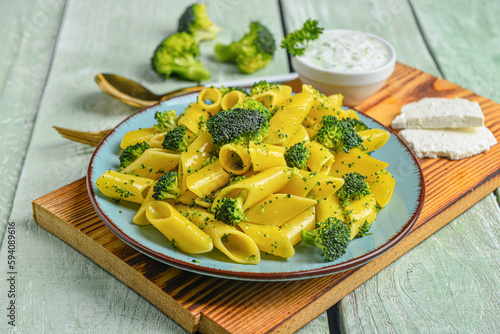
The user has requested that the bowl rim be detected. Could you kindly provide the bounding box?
[292,29,397,86]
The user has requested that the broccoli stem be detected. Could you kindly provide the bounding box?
[214,43,238,62]
[171,62,210,82]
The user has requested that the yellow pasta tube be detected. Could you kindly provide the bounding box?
[221,90,247,110]
[238,222,295,258]
[365,169,396,207]
[120,127,157,149]
[146,131,170,149]
[265,92,315,146]
[343,193,377,239]
[286,125,310,147]
[176,189,198,205]
[345,109,360,120]
[327,93,344,107]
[175,205,261,264]
[306,141,335,175]
[95,170,153,204]
[250,85,292,110]
[248,141,286,172]
[358,129,390,152]
[133,186,154,225]
[120,148,180,179]
[219,144,252,175]
[186,159,230,197]
[177,103,209,136]
[244,194,316,226]
[279,169,344,201]
[315,194,344,223]
[197,87,222,115]
[330,147,389,178]
[212,166,292,211]
[178,131,215,193]
[146,201,213,253]
[280,206,316,246]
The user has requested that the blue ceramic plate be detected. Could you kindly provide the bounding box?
[87,93,425,281]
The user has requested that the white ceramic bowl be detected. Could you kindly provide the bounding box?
[292,29,396,106]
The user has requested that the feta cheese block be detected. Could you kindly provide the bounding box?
[392,97,484,129]
[398,126,497,160]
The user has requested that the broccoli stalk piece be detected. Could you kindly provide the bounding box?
[119,142,150,171]
[152,32,210,82]
[207,107,269,148]
[314,115,364,154]
[162,126,190,152]
[152,172,181,200]
[234,98,272,121]
[301,217,350,262]
[281,19,324,56]
[178,3,220,42]
[284,142,311,169]
[214,21,276,74]
[337,172,372,208]
[154,110,178,132]
[213,191,247,225]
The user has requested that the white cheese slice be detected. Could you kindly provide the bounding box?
[392,97,484,129]
[398,126,497,160]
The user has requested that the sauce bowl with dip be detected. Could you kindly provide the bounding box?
[292,29,396,106]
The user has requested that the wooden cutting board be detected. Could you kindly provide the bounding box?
[32,63,500,334]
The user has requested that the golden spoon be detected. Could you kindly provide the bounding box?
[94,73,205,108]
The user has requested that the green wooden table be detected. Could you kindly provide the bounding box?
[1,0,499,333]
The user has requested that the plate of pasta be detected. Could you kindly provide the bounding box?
[87,81,424,281]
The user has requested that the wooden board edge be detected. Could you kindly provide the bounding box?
[31,199,200,334]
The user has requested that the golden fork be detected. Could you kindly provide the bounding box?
[53,126,110,147]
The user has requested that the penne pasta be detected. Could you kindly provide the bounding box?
[244,193,316,226]
[175,204,261,264]
[95,170,153,204]
[280,206,316,246]
[146,201,213,253]
[120,148,180,179]
[197,87,223,115]
[238,222,295,258]
[218,143,252,175]
[248,141,287,172]
[186,159,230,197]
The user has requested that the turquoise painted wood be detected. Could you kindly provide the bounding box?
[280,0,500,333]
[0,0,325,333]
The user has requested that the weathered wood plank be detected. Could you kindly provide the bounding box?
[0,0,66,238]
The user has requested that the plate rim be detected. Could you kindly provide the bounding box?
[86,92,425,281]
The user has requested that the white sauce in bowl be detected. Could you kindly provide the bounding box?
[301,31,389,72]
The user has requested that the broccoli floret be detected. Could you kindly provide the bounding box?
[212,192,247,225]
[177,3,220,42]
[281,19,324,56]
[119,142,150,171]
[214,21,276,74]
[219,85,248,96]
[337,172,372,208]
[355,220,372,239]
[154,110,178,132]
[152,172,181,200]
[234,98,272,121]
[249,80,277,96]
[152,32,210,82]
[301,217,350,262]
[284,142,311,169]
[342,117,369,131]
[162,126,190,152]
[314,115,364,154]
[207,108,269,148]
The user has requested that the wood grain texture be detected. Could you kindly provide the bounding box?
[0,0,66,238]
[32,63,500,333]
